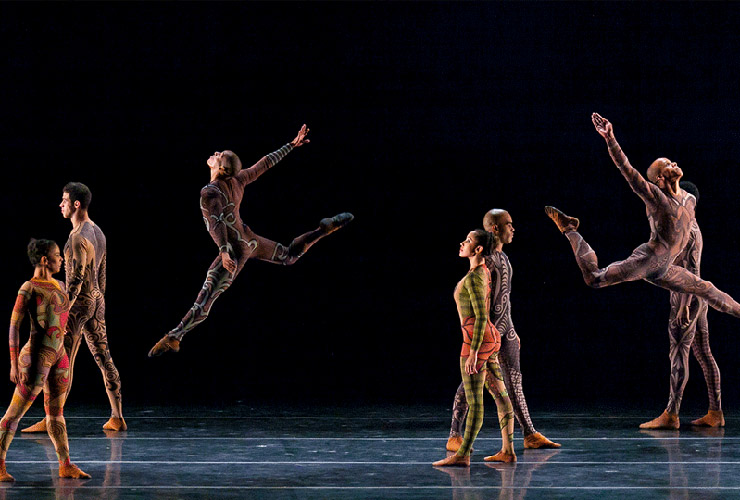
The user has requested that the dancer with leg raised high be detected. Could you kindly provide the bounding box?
[0,239,90,482]
[447,209,559,452]
[640,182,724,430]
[434,230,515,467]
[545,113,740,317]
[149,124,353,356]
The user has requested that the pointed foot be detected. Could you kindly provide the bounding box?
[483,450,517,463]
[432,453,470,467]
[524,432,561,449]
[103,417,127,431]
[691,410,725,427]
[59,463,91,479]
[639,411,680,430]
[544,206,579,233]
[0,464,14,482]
[20,418,47,433]
[320,213,354,235]
[148,334,180,357]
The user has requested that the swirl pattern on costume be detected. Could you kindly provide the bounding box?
[62,222,123,416]
[0,279,72,463]
[168,143,339,342]
[558,136,740,318]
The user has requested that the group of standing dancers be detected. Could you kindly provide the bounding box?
[434,113,731,467]
[0,125,353,481]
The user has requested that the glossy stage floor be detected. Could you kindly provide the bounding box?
[0,403,735,499]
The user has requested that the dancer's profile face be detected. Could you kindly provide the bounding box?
[59,192,76,219]
[647,158,683,190]
[45,245,63,274]
[459,232,482,258]
[207,151,227,170]
[495,212,515,245]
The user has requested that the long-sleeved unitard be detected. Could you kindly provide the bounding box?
[168,144,336,341]
[663,220,721,414]
[0,279,72,464]
[62,222,122,418]
[564,136,740,317]
[453,264,513,458]
[450,251,539,438]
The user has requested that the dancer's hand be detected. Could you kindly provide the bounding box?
[291,124,310,148]
[592,113,614,140]
[9,363,18,385]
[465,352,479,375]
[678,305,691,327]
[220,252,237,275]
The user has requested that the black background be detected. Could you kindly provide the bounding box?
[2,3,740,415]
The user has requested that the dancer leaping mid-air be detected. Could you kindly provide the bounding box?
[149,125,353,357]
[545,113,740,317]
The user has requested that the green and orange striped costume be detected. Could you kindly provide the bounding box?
[454,264,512,457]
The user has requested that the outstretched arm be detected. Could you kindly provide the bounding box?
[236,124,310,186]
[592,113,658,205]
[9,283,31,384]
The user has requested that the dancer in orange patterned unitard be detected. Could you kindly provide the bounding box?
[148,124,353,357]
[0,239,90,482]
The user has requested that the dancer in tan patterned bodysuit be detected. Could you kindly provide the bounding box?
[546,113,740,317]
[149,125,353,356]
[23,183,125,434]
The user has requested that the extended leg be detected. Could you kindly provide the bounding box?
[545,207,662,288]
[149,255,238,357]
[250,213,354,266]
[650,265,740,318]
[691,303,724,426]
[482,356,515,463]
[83,300,125,430]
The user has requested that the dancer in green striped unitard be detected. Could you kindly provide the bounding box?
[0,239,90,482]
[434,230,515,467]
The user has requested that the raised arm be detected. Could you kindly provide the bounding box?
[66,233,91,308]
[236,124,310,186]
[592,113,658,205]
[200,186,237,274]
[9,282,32,384]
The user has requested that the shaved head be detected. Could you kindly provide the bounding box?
[483,209,509,232]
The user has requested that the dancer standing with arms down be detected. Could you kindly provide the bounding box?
[447,210,560,452]
[148,124,353,356]
[24,183,125,433]
[545,113,740,317]
[434,230,515,467]
[0,239,90,481]
[640,182,724,430]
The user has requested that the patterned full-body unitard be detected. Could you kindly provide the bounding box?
[663,220,721,414]
[454,264,513,457]
[449,251,539,438]
[0,279,72,464]
[168,144,334,341]
[63,222,122,417]
[564,136,740,317]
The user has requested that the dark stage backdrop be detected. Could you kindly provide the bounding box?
[2,3,740,414]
